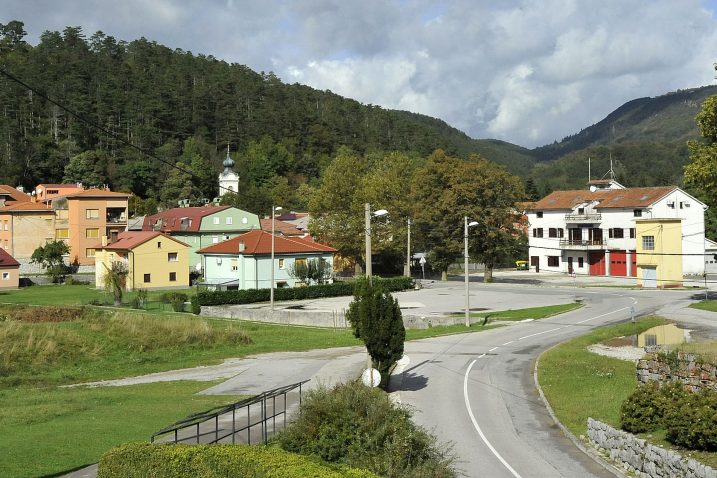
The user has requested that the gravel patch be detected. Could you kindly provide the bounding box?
[587,344,646,362]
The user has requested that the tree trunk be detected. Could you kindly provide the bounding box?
[441,270,448,281]
[484,265,494,283]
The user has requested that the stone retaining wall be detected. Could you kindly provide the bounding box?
[200,305,483,329]
[637,350,717,393]
[587,418,716,478]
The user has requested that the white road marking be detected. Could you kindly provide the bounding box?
[575,307,629,324]
[464,358,523,478]
[501,341,514,346]
[488,347,498,352]
[518,327,563,341]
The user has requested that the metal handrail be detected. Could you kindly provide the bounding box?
[564,213,601,221]
[559,239,604,247]
[150,380,309,445]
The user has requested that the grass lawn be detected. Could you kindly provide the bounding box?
[0,381,238,478]
[453,302,582,321]
[538,316,717,469]
[406,322,503,340]
[689,299,717,312]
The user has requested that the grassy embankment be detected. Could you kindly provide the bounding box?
[538,316,717,469]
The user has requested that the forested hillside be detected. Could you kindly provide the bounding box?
[0,21,533,213]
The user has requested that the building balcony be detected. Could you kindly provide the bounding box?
[559,239,605,249]
[564,213,601,223]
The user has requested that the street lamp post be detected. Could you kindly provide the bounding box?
[464,216,479,327]
[364,203,388,285]
[270,205,282,311]
[405,218,411,277]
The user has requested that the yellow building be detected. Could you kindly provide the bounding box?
[635,218,683,288]
[94,231,190,290]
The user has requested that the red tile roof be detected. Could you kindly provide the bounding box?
[144,206,232,233]
[0,201,54,212]
[62,189,131,199]
[0,185,30,203]
[259,218,304,236]
[528,186,677,210]
[0,248,19,267]
[95,231,189,251]
[198,230,336,255]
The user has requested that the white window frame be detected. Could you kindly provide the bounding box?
[226,217,233,225]
[213,217,220,225]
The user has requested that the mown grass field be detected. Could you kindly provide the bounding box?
[455,302,583,321]
[537,316,717,469]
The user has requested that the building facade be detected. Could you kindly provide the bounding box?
[635,218,683,288]
[94,231,190,290]
[144,206,260,270]
[526,181,707,278]
[198,230,336,290]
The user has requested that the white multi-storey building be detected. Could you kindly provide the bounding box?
[525,180,707,277]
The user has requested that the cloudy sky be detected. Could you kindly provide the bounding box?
[2,0,717,148]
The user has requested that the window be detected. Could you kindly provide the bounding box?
[295,258,307,269]
[536,212,543,218]
[642,235,655,250]
[633,209,642,217]
[212,236,219,244]
[578,207,585,215]
[667,202,675,209]
[532,228,543,238]
[86,248,95,258]
[547,256,559,267]
[169,272,176,282]
[226,217,233,225]
[242,217,248,224]
[143,273,151,283]
[56,209,68,220]
[630,228,635,239]
[157,241,162,249]
[167,252,178,262]
[231,259,238,271]
[278,258,285,269]
[56,228,69,239]
[1,272,8,280]
[608,228,624,239]
[85,228,99,238]
[3,221,7,231]
[578,257,584,268]
[85,209,99,219]
[547,228,564,238]
[3,240,7,249]
[213,217,220,225]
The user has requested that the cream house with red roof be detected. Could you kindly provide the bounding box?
[525,180,707,278]
[197,230,336,289]
[94,231,190,290]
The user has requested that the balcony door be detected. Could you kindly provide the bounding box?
[589,228,603,244]
[568,228,582,243]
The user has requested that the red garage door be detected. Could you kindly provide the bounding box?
[611,250,627,276]
[589,251,606,276]
[631,250,637,277]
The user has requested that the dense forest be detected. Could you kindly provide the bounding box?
[0,20,715,215]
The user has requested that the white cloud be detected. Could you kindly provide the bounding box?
[2,0,717,148]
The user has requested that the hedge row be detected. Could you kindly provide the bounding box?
[98,442,378,478]
[196,277,414,307]
[621,381,717,451]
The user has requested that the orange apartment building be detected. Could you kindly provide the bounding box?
[50,189,130,266]
[33,183,84,202]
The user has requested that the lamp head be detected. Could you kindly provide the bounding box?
[373,209,389,217]
[468,221,479,227]
[274,206,283,212]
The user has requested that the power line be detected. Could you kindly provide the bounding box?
[0,67,234,197]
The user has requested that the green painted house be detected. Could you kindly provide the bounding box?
[143,206,260,270]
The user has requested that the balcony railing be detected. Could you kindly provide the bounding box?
[564,213,601,222]
[559,239,605,249]
[106,214,127,224]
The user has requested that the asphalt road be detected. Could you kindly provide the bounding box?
[393,284,684,478]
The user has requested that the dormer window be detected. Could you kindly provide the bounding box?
[578,207,585,215]
[633,209,642,217]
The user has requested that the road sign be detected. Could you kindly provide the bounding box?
[419,256,426,265]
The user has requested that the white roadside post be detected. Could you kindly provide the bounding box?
[464,216,479,327]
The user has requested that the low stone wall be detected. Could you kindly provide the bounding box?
[200,305,481,329]
[587,418,716,478]
[637,350,717,393]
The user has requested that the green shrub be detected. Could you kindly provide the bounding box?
[159,292,188,304]
[170,298,186,312]
[197,277,414,306]
[664,388,717,451]
[98,442,378,478]
[190,295,201,315]
[275,381,455,478]
[621,381,688,433]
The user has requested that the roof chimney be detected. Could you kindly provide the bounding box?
[239,240,245,252]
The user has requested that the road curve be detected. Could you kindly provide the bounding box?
[394,285,683,478]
